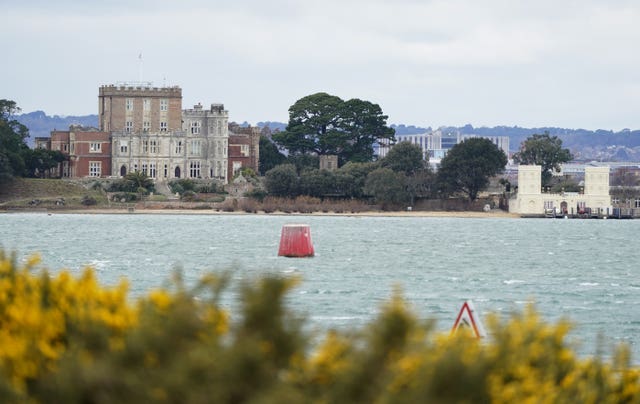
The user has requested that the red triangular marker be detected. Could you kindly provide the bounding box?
[451,300,486,338]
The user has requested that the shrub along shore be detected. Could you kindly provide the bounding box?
[1,178,514,217]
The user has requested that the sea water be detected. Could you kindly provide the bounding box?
[1,213,639,361]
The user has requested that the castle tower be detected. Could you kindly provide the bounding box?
[182,103,230,182]
[98,83,182,133]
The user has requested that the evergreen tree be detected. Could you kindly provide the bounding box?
[437,138,507,201]
[0,99,30,182]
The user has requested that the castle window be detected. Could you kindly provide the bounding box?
[142,163,148,175]
[150,139,158,154]
[143,121,150,133]
[190,140,201,156]
[143,98,150,111]
[90,143,101,153]
[120,141,128,154]
[175,141,182,154]
[191,121,201,134]
[126,98,133,111]
[125,121,133,133]
[89,161,101,177]
[189,161,201,178]
[149,163,157,178]
[160,122,168,132]
[636,199,640,208]
[232,161,242,175]
[142,140,149,153]
[160,99,168,111]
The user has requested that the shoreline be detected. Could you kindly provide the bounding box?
[0,207,519,218]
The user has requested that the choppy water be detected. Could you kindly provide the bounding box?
[1,213,639,361]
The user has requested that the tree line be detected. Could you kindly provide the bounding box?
[258,92,576,205]
[263,138,507,208]
[260,92,510,206]
[4,94,574,207]
[1,99,67,183]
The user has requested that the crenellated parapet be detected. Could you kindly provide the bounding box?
[99,84,182,98]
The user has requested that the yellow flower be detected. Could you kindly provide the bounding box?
[148,289,172,311]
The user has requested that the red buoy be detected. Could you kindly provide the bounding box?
[278,224,314,257]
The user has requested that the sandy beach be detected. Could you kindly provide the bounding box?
[1,207,519,218]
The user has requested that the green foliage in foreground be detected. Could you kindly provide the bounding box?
[0,251,638,403]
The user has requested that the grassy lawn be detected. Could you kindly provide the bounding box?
[0,178,108,209]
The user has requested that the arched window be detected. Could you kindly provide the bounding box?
[120,165,127,176]
[175,166,181,178]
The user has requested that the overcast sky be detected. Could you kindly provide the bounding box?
[3,0,639,130]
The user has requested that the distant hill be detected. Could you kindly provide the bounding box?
[16,111,98,146]
[436,125,640,161]
[256,121,287,132]
[257,122,640,161]
[16,112,640,161]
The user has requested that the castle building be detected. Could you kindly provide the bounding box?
[227,124,260,178]
[98,83,182,133]
[182,103,229,181]
[102,83,230,182]
[48,127,112,178]
[42,82,256,184]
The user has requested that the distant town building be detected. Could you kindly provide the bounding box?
[375,138,392,159]
[460,134,509,157]
[385,129,508,169]
[393,131,442,160]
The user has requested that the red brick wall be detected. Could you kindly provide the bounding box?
[51,131,112,177]
[72,132,112,177]
[228,134,258,176]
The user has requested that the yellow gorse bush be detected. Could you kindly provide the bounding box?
[0,249,639,403]
[0,251,134,392]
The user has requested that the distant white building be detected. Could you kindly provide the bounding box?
[509,165,611,216]
[380,129,509,170]
[460,134,509,156]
